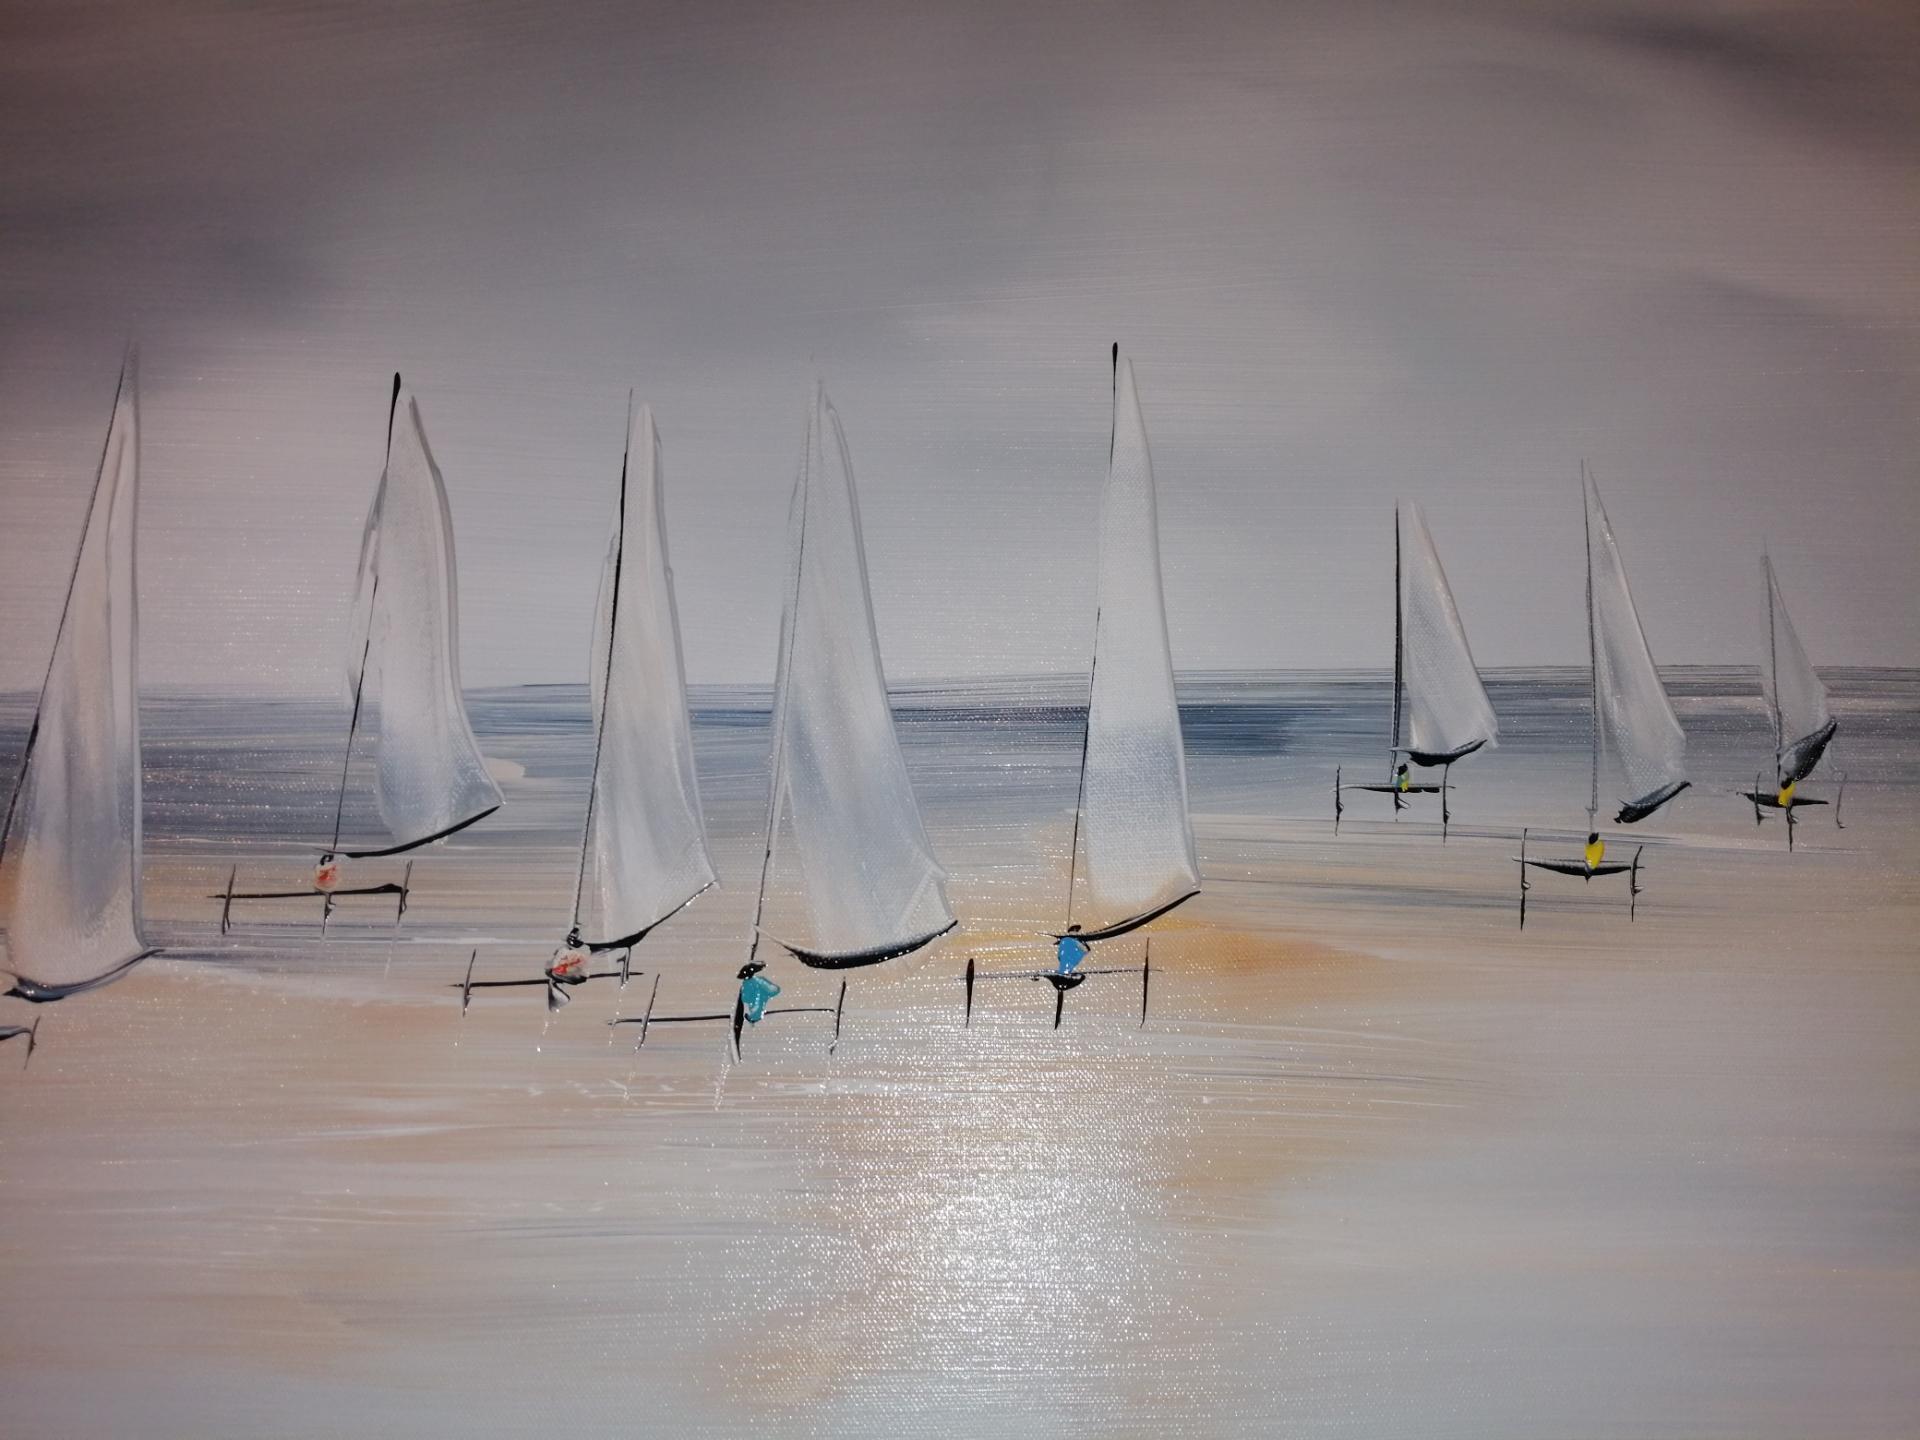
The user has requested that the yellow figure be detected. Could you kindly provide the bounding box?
[1776,777,1796,808]
[1584,832,1604,872]
[1395,763,1410,793]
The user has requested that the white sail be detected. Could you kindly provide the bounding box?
[345,390,502,854]
[762,387,952,964]
[1584,472,1688,819]
[2,357,149,998]
[575,406,715,947]
[1076,356,1201,935]
[1761,554,1832,781]
[1398,502,1498,762]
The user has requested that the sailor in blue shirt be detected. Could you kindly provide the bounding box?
[1055,924,1089,976]
[737,960,780,1024]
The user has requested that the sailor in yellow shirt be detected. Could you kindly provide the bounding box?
[1776,776,1796,809]
[1395,763,1411,793]
[1584,832,1605,873]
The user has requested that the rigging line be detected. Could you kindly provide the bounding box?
[328,374,403,857]
[572,392,635,933]
[746,392,816,968]
[1066,342,1121,929]
[1583,462,1600,823]
[1764,552,1783,772]
[1063,613,1099,928]
[1389,504,1403,781]
[1,350,132,869]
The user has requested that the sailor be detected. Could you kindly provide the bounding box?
[548,926,591,981]
[1056,924,1089,977]
[738,961,780,1024]
[313,853,340,892]
[1776,776,1796,809]
[1395,762,1412,794]
[1584,832,1605,873]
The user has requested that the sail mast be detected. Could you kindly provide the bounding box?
[1764,552,1783,768]
[1584,463,1600,823]
[745,398,815,968]
[327,373,403,856]
[0,353,133,866]
[571,395,633,932]
[1390,505,1404,778]
[1062,343,1121,927]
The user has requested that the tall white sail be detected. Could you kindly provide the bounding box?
[1761,554,1833,782]
[3,357,150,998]
[574,406,715,948]
[761,387,952,966]
[1584,472,1688,822]
[1075,356,1200,936]
[1398,502,1498,763]
[344,390,502,855]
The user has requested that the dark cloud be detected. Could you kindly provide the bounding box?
[1568,3,1920,150]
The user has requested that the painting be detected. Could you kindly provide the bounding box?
[2,2,1916,1436]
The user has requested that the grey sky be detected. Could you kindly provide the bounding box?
[2,0,1915,692]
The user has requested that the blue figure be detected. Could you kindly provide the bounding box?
[1055,925,1089,977]
[737,961,780,1024]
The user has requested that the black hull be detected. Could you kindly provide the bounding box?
[1051,889,1198,944]
[779,920,957,971]
[1615,781,1690,826]
[6,950,157,1005]
[340,804,500,860]
[1399,739,1487,768]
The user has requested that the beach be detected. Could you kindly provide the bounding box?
[1,672,1915,1438]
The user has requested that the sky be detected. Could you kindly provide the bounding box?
[1,0,1915,692]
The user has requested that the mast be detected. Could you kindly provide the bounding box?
[0,352,133,867]
[571,394,633,933]
[327,373,403,857]
[1062,343,1121,927]
[1584,463,1600,823]
[1764,552,1783,771]
[744,397,815,969]
[1389,504,1404,778]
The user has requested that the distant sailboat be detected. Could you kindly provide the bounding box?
[615,385,947,1055]
[1738,553,1841,847]
[3,353,156,1004]
[966,346,1186,1030]
[1335,502,1498,836]
[462,402,715,1013]
[1517,465,1688,925]
[220,375,501,932]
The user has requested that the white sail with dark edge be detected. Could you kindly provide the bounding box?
[1397,502,1497,764]
[1761,554,1834,783]
[2,355,152,1000]
[1584,471,1688,824]
[342,388,502,855]
[574,405,715,949]
[757,386,953,968]
[1072,354,1201,938]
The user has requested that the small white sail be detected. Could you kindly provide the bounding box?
[762,387,952,965]
[1076,357,1201,935]
[575,406,715,947]
[1761,555,1833,781]
[1398,502,1498,763]
[3,357,150,998]
[1584,472,1688,820]
[344,390,502,855]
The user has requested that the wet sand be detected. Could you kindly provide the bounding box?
[1,673,1916,1437]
